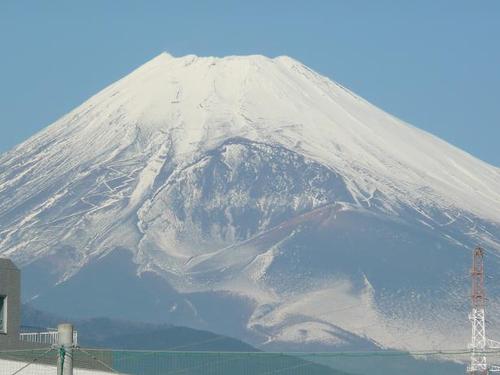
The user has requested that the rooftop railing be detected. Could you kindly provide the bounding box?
[19,327,78,346]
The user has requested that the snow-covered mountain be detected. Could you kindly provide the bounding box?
[1,53,499,352]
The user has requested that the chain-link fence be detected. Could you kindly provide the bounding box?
[0,348,112,374]
[2,348,499,374]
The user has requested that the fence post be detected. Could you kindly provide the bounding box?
[57,323,74,375]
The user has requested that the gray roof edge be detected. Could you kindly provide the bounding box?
[0,258,19,271]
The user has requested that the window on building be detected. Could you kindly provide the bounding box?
[0,296,5,333]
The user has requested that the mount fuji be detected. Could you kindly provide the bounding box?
[1,53,499,351]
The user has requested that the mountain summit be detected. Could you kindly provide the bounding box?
[1,53,499,351]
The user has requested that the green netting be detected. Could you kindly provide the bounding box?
[3,348,500,374]
[109,351,345,374]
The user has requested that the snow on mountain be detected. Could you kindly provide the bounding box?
[1,52,499,351]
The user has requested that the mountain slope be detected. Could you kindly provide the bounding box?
[1,53,500,352]
[22,304,258,352]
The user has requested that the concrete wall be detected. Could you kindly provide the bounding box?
[0,258,21,349]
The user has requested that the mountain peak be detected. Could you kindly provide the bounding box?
[137,52,300,74]
[5,53,500,223]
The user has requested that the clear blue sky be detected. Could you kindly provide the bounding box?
[1,0,499,166]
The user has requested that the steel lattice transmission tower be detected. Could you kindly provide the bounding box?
[468,246,500,374]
